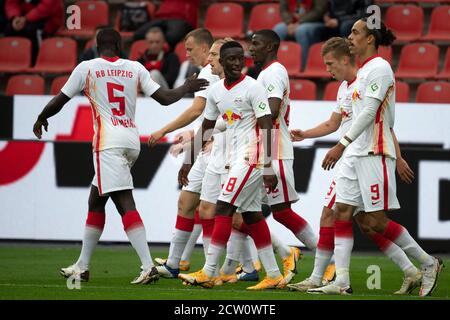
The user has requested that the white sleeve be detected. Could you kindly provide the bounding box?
[214,118,227,132]
[365,67,394,102]
[250,82,272,119]
[345,96,380,141]
[194,66,212,98]
[138,63,161,97]
[203,89,220,121]
[264,71,286,100]
[60,62,88,98]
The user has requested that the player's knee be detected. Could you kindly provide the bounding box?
[199,201,214,219]
[215,201,235,217]
[320,207,335,227]
[231,214,243,230]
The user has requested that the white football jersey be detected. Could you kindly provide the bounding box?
[334,79,356,137]
[257,61,293,160]
[61,56,160,151]
[194,64,221,99]
[204,75,272,167]
[346,55,396,158]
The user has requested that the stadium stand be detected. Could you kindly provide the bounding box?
[57,0,109,38]
[247,3,282,35]
[203,2,244,38]
[436,48,450,80]
[395,43,439,79]
[300,42,332,78]
[50,75,70,95]
[421,6,450,41]
[290,79,317,101]
[6,74,45,95]
[385,5,424,42]
[416,81,450,103]
[277,41,302,77]
[0,37,32,73]
[323,81,341,101]
[29,38,77,74]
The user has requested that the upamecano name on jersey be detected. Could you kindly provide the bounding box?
[110,116,136,128]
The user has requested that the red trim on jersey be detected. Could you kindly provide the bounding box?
[95,150,103,195]
[262,60,278,71]
[382,155,389,211]
[360,54,380,68]
[230,165,254,205]
[327,194,337,209]
[101,56,120,62]
[278,159,289,203]
[224,74,245,91]
[347,77,357,87]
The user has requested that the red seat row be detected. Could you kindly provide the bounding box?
[5,74,450,104]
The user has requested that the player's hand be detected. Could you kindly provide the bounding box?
[174,129,194,145]
[178,163,192,187]
[322,143,345,170]
[202,140,213,154]
[290,129,305,142]
[148,129,165,148]
[396,157,414,184]
[184,73,209,93]
[33,117,48,139]
[169,142,185,157]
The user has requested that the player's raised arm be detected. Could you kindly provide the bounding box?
[291,112,342,142]
[150,73,209,106]
[33,92,71,139]
[147,96,206,147]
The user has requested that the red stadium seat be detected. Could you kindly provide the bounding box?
[174,41,187,64]
[436,48,450,80]
[416,82,450,103]
[378,46,393,65]
[0,37,31,72]
[30,38,77,73]
[422,6,450,41]
[247,4,282,34]
[129,40,148,61]
[300,42,331,78]
[6,75,45,95]
[395,43,439,79]
[323,81,341,101]
[58,1,109,38]
[385,5,424,42]
[395,81,410,102]
[50,75,70,95]
[290,79,317,100]
[277,41,302,77]
[204,3,244,38]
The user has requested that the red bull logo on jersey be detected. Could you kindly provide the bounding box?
[222,109,242,125]
[340,107,352,120]
[352,89,361,102]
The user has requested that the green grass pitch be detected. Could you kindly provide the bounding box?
[0,244,448,300]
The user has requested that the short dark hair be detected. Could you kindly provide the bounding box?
[361,17,396,48]
[185,28,214,48]
[321,37,355,64]
[253,29,280,52]
[96,28,121,51]
[220,41,243,58]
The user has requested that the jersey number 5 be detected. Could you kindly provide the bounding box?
[107,82,125,116]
